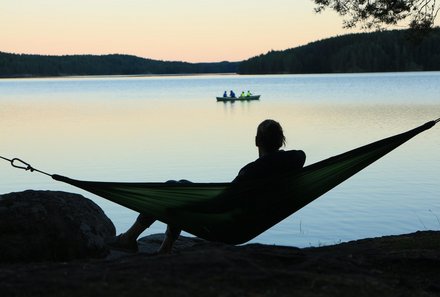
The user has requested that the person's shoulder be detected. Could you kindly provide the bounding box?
[282,149,306,158]
[281,149,306,166]
[233,159,258,183]
[238,160,256,173]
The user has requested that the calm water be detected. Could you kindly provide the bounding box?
[1,72,439,247]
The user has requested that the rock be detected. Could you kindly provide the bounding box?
[138,233,208,254]
[106,234,211,259]
[0,190,115,262]
[2,231,440,296]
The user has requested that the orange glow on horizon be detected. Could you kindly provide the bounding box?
[2,0,437,63]
[0,1,354,62]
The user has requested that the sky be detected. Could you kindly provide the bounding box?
[1,0,436,63]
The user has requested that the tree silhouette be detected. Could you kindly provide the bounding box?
[313,0,439,30]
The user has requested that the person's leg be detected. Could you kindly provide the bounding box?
[157,225,181,254]
[109,179,188,253]
[120,213,155,242]
[107,213,155,252]
[155,179,188,254]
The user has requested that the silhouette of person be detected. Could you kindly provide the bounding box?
[229,90,236,98]
[223,91,227,97]
[107,119,305,254]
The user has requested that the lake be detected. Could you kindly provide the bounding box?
[1,72,439,247]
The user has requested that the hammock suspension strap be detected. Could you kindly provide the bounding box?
[0,156,52,177]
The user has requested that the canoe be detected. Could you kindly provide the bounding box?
[216,95,260,102]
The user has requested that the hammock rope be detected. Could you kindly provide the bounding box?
[0,156,52,177]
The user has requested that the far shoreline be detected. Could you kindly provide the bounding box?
[0,72,239,80]
[1,70,439,80]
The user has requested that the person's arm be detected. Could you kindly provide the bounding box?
[297,150,306,168]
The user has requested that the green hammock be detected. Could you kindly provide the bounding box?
[47,119,438,244]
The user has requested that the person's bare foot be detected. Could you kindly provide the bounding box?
[106,234,139,253]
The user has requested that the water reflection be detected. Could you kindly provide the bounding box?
[1,73,439,247]
[218,99,260,115]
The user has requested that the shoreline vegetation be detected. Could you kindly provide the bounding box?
[239,28,440,74]
[1,29,440,79]
[0,53,239,79]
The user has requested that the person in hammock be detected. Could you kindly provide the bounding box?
[107,119,306,254]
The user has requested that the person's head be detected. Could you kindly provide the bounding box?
[255,119,286,155]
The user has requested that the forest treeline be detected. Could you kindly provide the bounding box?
[2,29,440,78]
[0,53,238,78]
[239,29,440,74]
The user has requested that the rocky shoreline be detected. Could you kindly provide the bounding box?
[1,191,439,296]
[1,231,440,297]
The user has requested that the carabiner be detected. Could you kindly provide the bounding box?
[11,158,34,172]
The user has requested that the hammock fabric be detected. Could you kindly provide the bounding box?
[52,120,437,244]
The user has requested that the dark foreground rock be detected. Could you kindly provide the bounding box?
[0,190,115,262]
[1,231,440,297]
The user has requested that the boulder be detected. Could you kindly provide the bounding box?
[138,233,208,253]
[0,190,115,262]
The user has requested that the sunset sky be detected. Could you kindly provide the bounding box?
[2,0,436,63]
